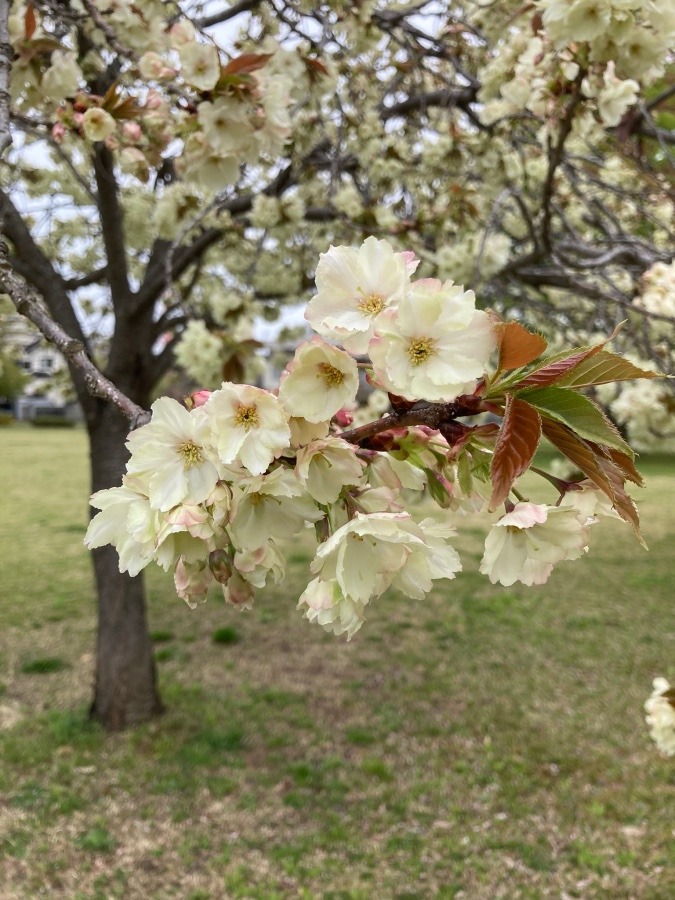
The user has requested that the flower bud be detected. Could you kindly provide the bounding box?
[209,549,232,585]
[334,407,353,428]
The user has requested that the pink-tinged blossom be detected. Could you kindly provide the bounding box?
[205,383,291,476]
[233,541,286,589]
[223,572,256,609]
[125,397,221,512]
[174,558,213,608]
[305,236,412,354]
[369,278,496,402]
[297,578,366,639]
[278,338,360,423]
[479,502,590,587]
[188,389,212,409]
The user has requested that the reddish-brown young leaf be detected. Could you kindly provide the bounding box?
[541,419,613,497]
[596,453,645,546]
[24,3,36,39]
[515,343,605,389]
[496,321,548,373]
[604,447,644,487]
[489,395,542,510]
[223,53,273,76]
[541,421,645,543]
[556,350,661,388]
[304,57,329,77]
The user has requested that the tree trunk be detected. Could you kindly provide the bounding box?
[88,402,163,729]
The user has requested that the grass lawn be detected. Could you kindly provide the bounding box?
[0,425,673,898]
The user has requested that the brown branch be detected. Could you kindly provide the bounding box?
[92,143,131,310]
[0,261,150,428]
[380,86,479,121]
[0,0,11,156]
[340,396,484,445]
[63,266,109,290]
[197,0,265,28]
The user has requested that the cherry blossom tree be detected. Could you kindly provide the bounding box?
[0,0,672,730]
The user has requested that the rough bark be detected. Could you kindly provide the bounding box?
[87,401,163,730]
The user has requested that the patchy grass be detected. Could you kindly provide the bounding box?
[0,427,674,897]
[211,626,240,646]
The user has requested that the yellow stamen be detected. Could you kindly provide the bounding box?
[317,362,345,388]
[235,404,259,430]
[357,292,385,317]
[178,441,204,468]
[406,337,436,366]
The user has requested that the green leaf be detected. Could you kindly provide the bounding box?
[556,350,660,388]
[424,468,453,509]
[489,396,542,511]
[456,451,473,498]
[519,386,633,457]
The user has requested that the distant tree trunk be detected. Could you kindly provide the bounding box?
[87,402,163,729]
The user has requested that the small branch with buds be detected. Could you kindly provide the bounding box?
[340,395,485,446]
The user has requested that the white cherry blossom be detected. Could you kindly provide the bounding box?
[205,383,291,476]
[305,236,412,354]
[278,338,360,423]
[479,502,590,587]
[295,438,366,505]
[369,278,496,402]
[126,397,221,512]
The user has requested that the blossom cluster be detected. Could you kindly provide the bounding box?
[479,0,673,132]
[86,237,635,641]
[9,4,327,191]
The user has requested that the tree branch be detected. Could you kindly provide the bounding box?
[197,0,265,29]
[0,0,11,157]
[92,143,132,310]
[380,85,479,121]
[340,396,484,446]
[0,262,150,428]
[63,266,109,290]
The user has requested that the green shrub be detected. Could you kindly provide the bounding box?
[0,412,14,427]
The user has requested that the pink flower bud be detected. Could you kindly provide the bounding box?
[73,112,84,127]
[190,389,212,409]
[121,121,142,142]
[146,89,164,110]
[51,122,66,143]
[334,407,353,427]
